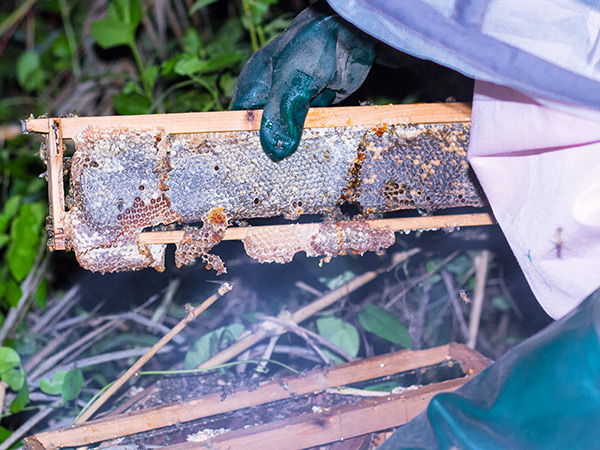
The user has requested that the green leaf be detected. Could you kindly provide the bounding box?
[16,50,46,92]
[0,426,12,444]
[319,271,355,291]
[0,347,24,391]
[112,91,151,115]
[219,73,237,98]
[0,347,20,373]
[263,15,293,41]
[358,305,411,348]
[91,17,137,49]
[5,279,22,308]
[248,0,277,25]
[7,203,45,282]
[113,0,142,28]
[183,28,202,55]
[316,316,359,358]
[0,195,22,234]
[39,371,67,395]
[492,296,510,312]
[205,18,245,56]
[174,53,244,77]
[62,369,83,404]
[161,57,178,76]
[141,64,159,93]
[174,56,204,76]
[2,367,25,391]
[121,80,144,95]
[190,0,219,15]
[10,379,29,414]
[51,33,72,59]
[91,0,142,49]
[0,234,9,251]
[184,323,244,369]
[50,33,72,72]
[446,254,473,277]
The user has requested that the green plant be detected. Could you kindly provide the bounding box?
[0,0,297,441]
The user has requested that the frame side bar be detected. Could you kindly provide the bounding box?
[47,118,66,250]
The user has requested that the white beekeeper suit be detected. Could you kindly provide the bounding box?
[328,0,600,318]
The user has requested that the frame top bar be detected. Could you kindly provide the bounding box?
[24,103,471,139]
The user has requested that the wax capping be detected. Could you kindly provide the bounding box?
[62,122,482,273]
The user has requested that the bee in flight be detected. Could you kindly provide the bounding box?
[555,227,564,259]
[459,290,471,304]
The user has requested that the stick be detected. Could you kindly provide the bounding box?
[31,284,80,334]
[385,250,461,309]
[0,250,49,346]
[199,250,419,369]
[441,270,470,342]
[467,250,491,349]
[139,213,495,245]
[0,400,60,450]
[261,316,355,362]
[24,103,472,137]
[74,282,233,424]
[28,319,119,382]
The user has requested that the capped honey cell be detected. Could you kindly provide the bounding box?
[61,120,483,273]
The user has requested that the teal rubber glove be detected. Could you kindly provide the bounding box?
[379,285,600,449]
[230,2,376,161]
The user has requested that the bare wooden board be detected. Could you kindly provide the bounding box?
[163,378,467,450]
[140,213,495,245]
[24,103,471,137]
[23,343,490,450]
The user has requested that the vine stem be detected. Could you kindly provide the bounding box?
[57,0,80,76]
[0,0,38,40]
[129,43,152,98]
[240,0,259,52]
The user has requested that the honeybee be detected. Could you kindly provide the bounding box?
[459,290,471,304]
[555,227,564,259]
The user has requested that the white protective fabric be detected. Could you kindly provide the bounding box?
[469,81,600,319]
[327,0,600,318]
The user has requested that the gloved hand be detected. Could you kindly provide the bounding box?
[379,285,600,449]
[230,2,376,161]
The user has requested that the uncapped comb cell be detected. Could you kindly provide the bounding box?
[60,121,483,273]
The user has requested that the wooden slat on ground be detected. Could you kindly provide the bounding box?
[24,343,490,450]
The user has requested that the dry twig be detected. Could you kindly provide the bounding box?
[441,270,470,341]
[261,315,356,362]
[0,250,49,345]
[199,250,419,369]
[74,282,233,424]
[31,285,80,334]
[467,250,491,348]
[385,250,460,310]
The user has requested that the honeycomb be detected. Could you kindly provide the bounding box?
[242,222,395,264]
[63,120,483,273]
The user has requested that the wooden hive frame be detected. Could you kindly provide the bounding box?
[24,103,493,259]
[23,343,490,450]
